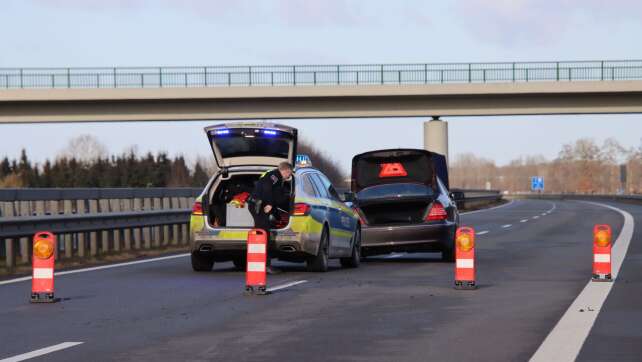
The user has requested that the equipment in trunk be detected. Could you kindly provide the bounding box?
[208,173,293,228]
[356,183,435,226]
[360,200,432,225]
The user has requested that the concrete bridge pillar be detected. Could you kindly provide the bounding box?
[423,117,449,164]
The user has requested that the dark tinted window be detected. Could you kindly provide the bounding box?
[357,183,434,200]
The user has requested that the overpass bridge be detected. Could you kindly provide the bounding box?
[1,60,642,124]
[2,60,642,160]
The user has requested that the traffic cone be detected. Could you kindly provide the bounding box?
[592,224,612,282]
[454,226,476,290]
[31,231,58,303]
[245,229,269,295]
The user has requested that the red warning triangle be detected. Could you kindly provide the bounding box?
[379,163,408,178]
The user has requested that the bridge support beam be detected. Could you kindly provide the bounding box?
[423,117,449,164]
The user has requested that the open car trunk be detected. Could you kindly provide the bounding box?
[207,172,293,229]
[354,182,436,226]
[360,199,432,225]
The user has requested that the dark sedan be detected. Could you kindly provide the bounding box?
[346,149,459,262]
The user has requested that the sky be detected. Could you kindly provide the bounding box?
[1,0,641,172]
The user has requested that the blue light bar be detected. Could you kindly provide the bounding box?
[262,129,278,136]
[214,129,230,135]
[296,154,312,167]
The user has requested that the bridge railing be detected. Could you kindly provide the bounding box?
[1,60,642,89]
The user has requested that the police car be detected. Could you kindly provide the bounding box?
[189,122,361,272]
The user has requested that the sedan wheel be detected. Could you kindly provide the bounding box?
[340,228,361,268]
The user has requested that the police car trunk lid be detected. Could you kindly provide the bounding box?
[205,122,298,170]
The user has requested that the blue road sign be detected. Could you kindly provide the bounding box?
[531,176,544,191]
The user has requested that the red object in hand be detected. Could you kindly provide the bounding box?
[230,192,251,208]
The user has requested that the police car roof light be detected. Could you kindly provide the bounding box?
[214,129,230,136]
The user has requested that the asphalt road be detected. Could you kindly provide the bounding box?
[0,199,640,362]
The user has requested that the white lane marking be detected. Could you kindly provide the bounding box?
[266,280,307,293]
[533,215,540,219]
[520,219,528,223]
[384,253,403,259]
[0,342,83,362]
[460,199,515,215]
[0,253,190,286]
[502,224,512,228]
[456,259,474,268]
[547,202,557,213]
[530,201,634,362]
[541,213,547,216]
[476,230,489,235]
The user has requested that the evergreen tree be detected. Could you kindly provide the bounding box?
[191,162,209,187]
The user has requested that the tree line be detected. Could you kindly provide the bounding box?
[0,136,346,188]
[0,149,210,188]
[450,138,641,194]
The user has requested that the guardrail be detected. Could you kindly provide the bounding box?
[0,187,502,273]
[508,193,642,204]
[0,188,201,272]
[1,60,641,89]
[451,189,503,210]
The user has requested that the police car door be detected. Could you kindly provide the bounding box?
[311,173,353,254]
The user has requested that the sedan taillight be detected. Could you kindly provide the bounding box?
[426,201,447,221]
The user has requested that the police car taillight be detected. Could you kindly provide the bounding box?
[379,163,408,178]
[192,201,204,216]
[293,203,311,216]
[426,202,447,221]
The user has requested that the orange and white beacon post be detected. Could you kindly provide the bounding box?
[31,231,58,303]
[592,224,612,282]
[245,229,269,295]
[454,226,476,290]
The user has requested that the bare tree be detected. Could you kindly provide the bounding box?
[58,134,108,163]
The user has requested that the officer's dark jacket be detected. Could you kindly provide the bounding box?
[251,169,289,207]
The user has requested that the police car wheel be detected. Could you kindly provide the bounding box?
[191,251,214,272]
[307,227,329,272]
[340,228,361,268]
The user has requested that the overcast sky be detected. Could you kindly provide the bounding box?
[1,0,641,172]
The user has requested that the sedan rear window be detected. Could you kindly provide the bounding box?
[357,183,434,200]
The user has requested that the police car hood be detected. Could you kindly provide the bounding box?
[205,122,297,170]
[351,149,449,193]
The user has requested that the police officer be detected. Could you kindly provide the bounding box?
[249,162,293,274]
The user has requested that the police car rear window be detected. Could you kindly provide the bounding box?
[215,137,290,159]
